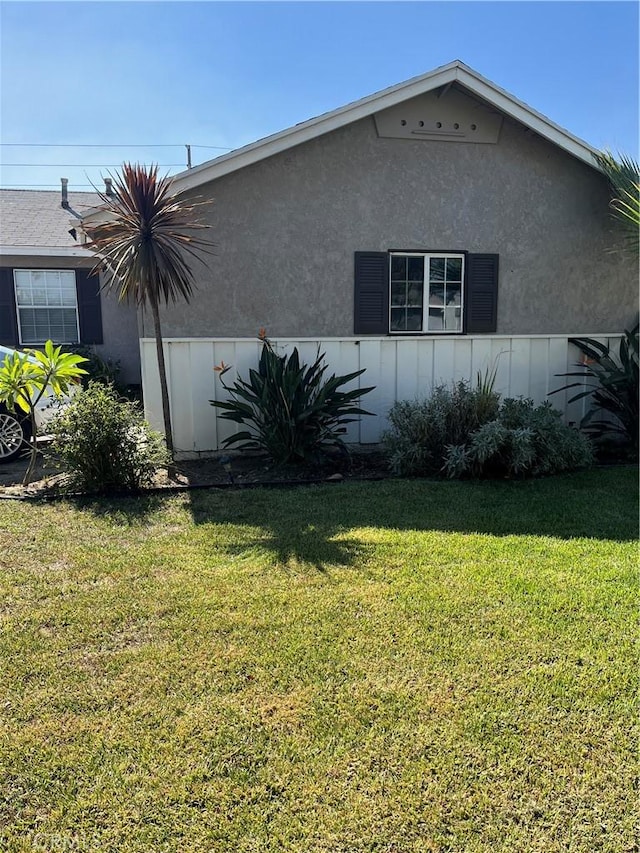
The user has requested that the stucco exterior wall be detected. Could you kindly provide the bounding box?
[0,257,141,384]
[154,109,636,339]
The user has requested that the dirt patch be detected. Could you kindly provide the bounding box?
[0,443,391,500]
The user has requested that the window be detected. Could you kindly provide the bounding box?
[14,269,79,344]
[390,252,464,333]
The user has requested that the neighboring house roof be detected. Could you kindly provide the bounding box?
[0,189,101,257]
[169,59,601,194]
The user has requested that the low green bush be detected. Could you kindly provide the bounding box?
[443,399,593,478]
[383,379,500,476]
[210,337,374,465]
[49,381,168,493]
[385,383,593,479]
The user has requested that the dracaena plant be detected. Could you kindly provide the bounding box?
[0,341,88,484]
[210,335,375,465]
[82,163,214,456]
[551,324,639,457]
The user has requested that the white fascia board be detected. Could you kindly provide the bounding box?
[453,64,599,168]
[0,245,94,258]
[171,63,463,192]
[170,60,599,194]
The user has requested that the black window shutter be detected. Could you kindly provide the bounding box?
[466,253,499,333]
[354,252,389,334]
[0,268,18,347]
[76,268,103,344]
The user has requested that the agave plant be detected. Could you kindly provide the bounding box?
[211,336,374,464]
[551,325,639,455]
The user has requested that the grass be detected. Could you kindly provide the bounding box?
[0,468,637,852]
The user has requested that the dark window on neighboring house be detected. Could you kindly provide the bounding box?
[0,267,103,347]
[354,251,499,335]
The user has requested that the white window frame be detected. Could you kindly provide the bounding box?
[389,251,465,335]
[14,269,80,346]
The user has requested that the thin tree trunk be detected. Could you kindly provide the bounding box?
[149,296,174,457]
[22,408,38,486]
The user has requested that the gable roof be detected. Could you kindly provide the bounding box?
[170,60,600,193]
[0,188,100,256]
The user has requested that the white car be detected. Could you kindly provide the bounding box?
[0,344,73,463]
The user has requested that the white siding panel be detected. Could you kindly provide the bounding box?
[190,341,218,452]
[470,338,494,390]
[358,340,383,443]
[141,335,611,455]
[140,340,164,434]
[417,339,434,395]
[490,339,512,398]
[529,338,550,405]
[211,341,241,447]
[168,343,193,453]
[339,340,363,443]
[432,339,456,386]
[509,337,531,399]
[396,340,418,401]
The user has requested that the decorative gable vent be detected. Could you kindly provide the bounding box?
[374,86,503,144]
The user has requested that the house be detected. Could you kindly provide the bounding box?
[87,61,636,455]
[0,185,141,385]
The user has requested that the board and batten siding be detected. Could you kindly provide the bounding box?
[140,335,615,458]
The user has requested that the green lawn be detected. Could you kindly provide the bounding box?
[1,469,637,852]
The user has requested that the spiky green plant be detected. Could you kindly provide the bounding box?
[551,325,639,456]
[595,151,639,256]
[82,163,214,455]
[211,337,374,464]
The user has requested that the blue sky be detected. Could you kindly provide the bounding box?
[0,1,638,191]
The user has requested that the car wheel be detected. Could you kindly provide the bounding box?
[0,407,31,464]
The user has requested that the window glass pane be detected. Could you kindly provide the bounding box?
[446,284,461,305]
[429,285,444,305]
[390,256,406,281]
[405,309,422,331]
[60,281,77,305]
[407,257,423,282]
[446,258,462,282]
[390,308,407,331]
[429,258,445,282]
[444,306,462,331]
[391,282,406,306]
[428,308,444,331]
[15,283,32,305]
[47,285,63,306]
[31,286,47,305]
[19,307,78,344]
[407,283,423,306]
[14,270,30,287]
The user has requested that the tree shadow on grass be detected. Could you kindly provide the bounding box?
[68,493,171,525]
[185,469,638,570]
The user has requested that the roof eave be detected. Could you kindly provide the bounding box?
[169,60,600,194]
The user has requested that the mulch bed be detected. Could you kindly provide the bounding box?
[0,446,392,500]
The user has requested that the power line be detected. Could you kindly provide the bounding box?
[1,184,112,188]
[1,163,188,167]
[0,143,233,149]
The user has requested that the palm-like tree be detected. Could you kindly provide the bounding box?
[83,163,213,455]
[595,151,639,257]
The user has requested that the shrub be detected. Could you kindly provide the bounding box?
[49,381,168,493]
[210,337,375,465]
[383,378,500,476]
[443,399,593,478]
[384,377,592,479]
[64,344,121,388]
